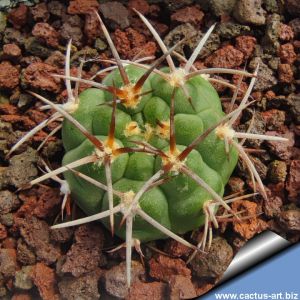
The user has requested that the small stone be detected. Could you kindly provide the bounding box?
[227,177,245,194]
[127,281,167,300]
[8,4,28,29]
[104,261,145,298]
[0,61,19,90]
[278,64,294,83]
[263,188,283,218]
[60,15,83,48]
[261,109,285,130]
[0,12,7,32]
[169,275,197,299]
[50,227,74,243]
[22,62,60,93]
[278,43,297,64]
[24,37,53,59]
[0,190,20,214]
[262,14,281,53]
[233,0,266,25]
[278,210,300,231]
[266,130,294,160]
[17,239,36,265]
[267,160,287,183]
[58,272,101,300]
[190,237,233,279]
[289,18,300,37]
[30,3,50,22]
[84,12,100,44]
[279,24,294,41]
[285,0,300,16]
[101,2,129,29]
[48,1,66,17]
[263,0,279,13]
[0,249,17,278]
[235,35,256,59]
[32,23,60,48]
[0,213,13,226]
[205,45,244,68]
[171,6,204,25]
[14,266,34,290]
[3,28,26,46]
[44,50,65,67]
[249,57,277,91]
[209,0,237,16]
[5,148,38,189]
[11,293,31,300]
[31,263,59,300]
[286,160,300,202]
[68,0,99,14]
[94,38,107,51]
[217,22,251,39]
[149,255,191,282]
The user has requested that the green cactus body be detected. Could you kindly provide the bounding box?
[62,65,238,242]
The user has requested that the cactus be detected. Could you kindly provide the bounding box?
[10,11,289,287]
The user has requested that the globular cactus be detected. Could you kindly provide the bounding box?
[10,10,288,287]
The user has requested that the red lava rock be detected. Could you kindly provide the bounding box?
[58,271,101,300]
[169,275,197,299]
[0,103,18,115]
[265,129,294,160]
[8,4,29,29]
[22,62,61,93]
[261,109,286,130]
[171,6,204,25]
[18,185,61,219]
[32,23,60,48]
[16,216,61,265]
[286,160,300,202]
[30,3,50,22]
[205,45,244,68]
[0,224,7,240]
[0,249,17,277]
[61,224,105,277]
[194,281,214,297]
[104,261,145,298]
[232,200,268,240]
[190,237,233,279]
[278,63,294,83]
[149,255,191,282]
[279,23,294,41]
[31,263,59,300]
[101,2,130,29]
[235,35,256,59]
[164,240,191,258]
[127,281,167,300]
[128,0,150,15]
[68,0,99,14]
[2,44,22,59]
[0,61,20,90]
[113,28,157,60]
[278,43,297,64]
